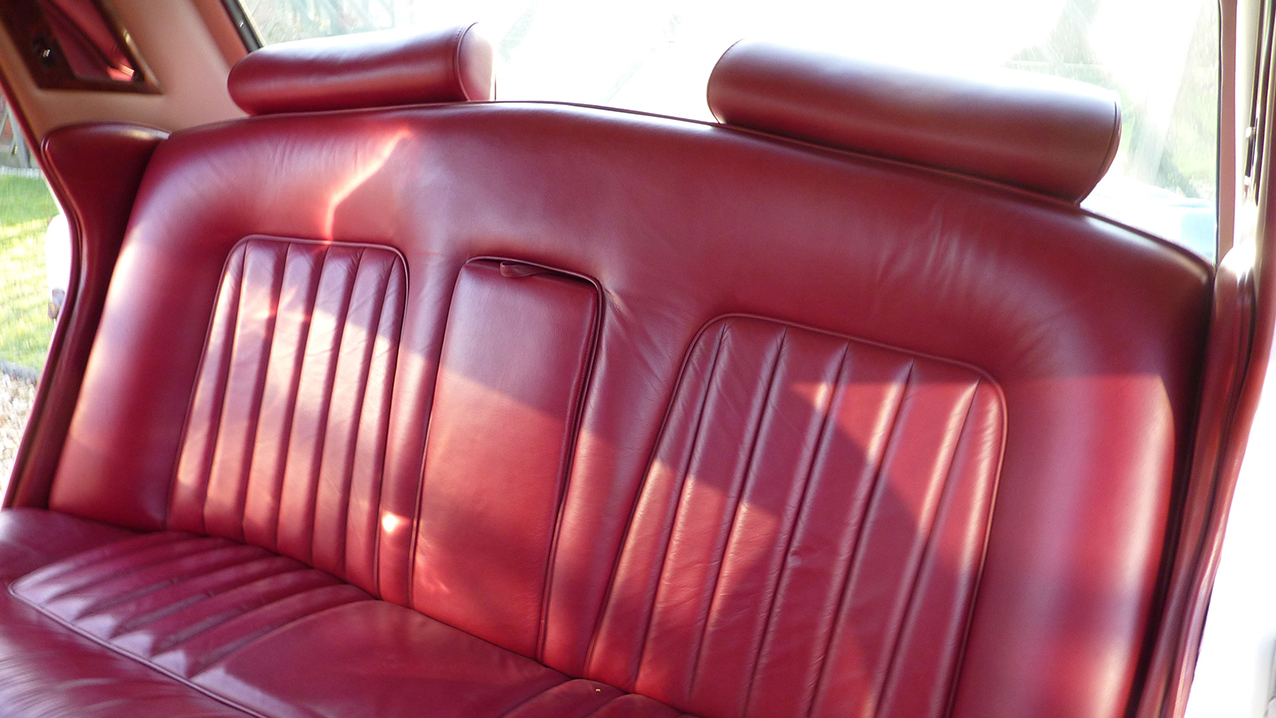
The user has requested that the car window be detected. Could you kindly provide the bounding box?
[0,96,65,492]
[233,0,1220,261]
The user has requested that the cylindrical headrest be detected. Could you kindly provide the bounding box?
[229,24,495,116]
[707,41,1121,203]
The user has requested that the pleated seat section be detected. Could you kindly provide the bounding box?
[167,237,406,593]
[587,316,1005,718]
[9,532,371,680]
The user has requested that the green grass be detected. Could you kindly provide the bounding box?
[0,174,59,372]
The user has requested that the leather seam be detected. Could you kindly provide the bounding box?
[583,319,728,685]
[7,581,276,718]
[942,385,1011,716]
[686,327,788,697]
[267,241,327,551]
[367,262,408,599]
[577,693,629,718]
[740,339,850,717]
[489,676,577,718]
[623,321,730,688]
[70,544,268,621]
[200,250,254,534]
[1082,100,1124,204]
[404,257,473,610]
[453,24,473,101]
[536,264,605,663]
[16,535,228,605]
[330,253,391,580]
[228,240,289,544]
[874,378,982,709]
[705,39,745,124]
[705,311,999,387]
[297,247,365,565]
[106,557,300,638]
[185,246,249,535]
[577,320,737,677]
[179,588,368,676]
[140,569,341,658]
[806,357,915,715]
[12,531,190,589]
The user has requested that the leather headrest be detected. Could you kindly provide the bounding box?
[707,41,1121,203]
[228,24,494,116]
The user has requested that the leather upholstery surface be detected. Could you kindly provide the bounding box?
[708,41,1121,202]
[8,33,1217,718]
[166,237,406,596]
[11,533,370,679]
[9,529,687,718]
[0,510,252,717]
[588,317,1003,718]
[227,25,495,115]
[411,259,600,657]
[39,101,1211,718]
[7,124,167,513]
[198,603,691,718]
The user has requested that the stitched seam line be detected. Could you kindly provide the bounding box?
[109,558,299,637]
[72,545,266,620]
[331,255,391,580]
[299,247,365,565]
[686,327,787,696]
[26,537,228,604]
[164,241,251,529]
[7,582,277,718]
[230,241,288,543]
[191,248,249,534]
[741,340,850,717]
[580,318,729,677]
[805,358,915,716]
[142,568,329,655]
[873,379,982,711]
[269,244,327,551]
[490,677,578,718]
[537,279,603,663]
[623,321,730,689]
[182,590,368,676]
[368,261,407,598]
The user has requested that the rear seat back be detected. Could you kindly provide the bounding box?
[44,29,1212,718]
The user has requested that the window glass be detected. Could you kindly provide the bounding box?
[237,0,1220,260]
[0,96,65,492]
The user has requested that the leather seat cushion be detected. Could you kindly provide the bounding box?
[2,509,690,718]
[0,509,253,717]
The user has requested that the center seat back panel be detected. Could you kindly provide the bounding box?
[41,36,1211,718]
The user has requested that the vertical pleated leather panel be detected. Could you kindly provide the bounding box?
[587,316,1004,718]
[169,237,406,593]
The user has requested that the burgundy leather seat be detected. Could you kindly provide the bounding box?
[0,26,1212,718]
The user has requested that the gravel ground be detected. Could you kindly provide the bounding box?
[0,371,35,491]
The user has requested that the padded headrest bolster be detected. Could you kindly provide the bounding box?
[707,41,1121,203]
[229,24,494,116]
